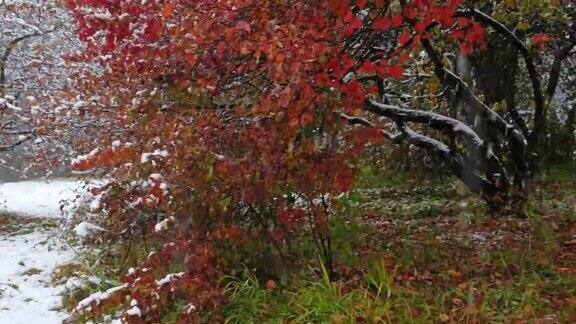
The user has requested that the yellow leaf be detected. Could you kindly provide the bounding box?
[240,46,251,55]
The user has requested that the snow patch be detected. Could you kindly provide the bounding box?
[140,149,169,164]
[155,272,185,287]
[73,222,105,238]
[154,218,170,233]
[93,10,113,21]
[0,179,88,218]
[126,305,142,317]
[76,284,128,311]
[0,229,76,324]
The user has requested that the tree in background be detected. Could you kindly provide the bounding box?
[0,0,80,179]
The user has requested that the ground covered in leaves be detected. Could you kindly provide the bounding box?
[220,167,576,323]
[346,167,576,322]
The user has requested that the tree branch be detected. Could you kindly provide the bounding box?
[457,9,550,161]
[341,112,497,195]
[1,32,42,90]
[397,123,491,194]
[340,112,403,143]
[546,41,576,98]
[458,9,545,117]
[365,99,484,147]
[420,39,525,142]
[421,38,530,188]
[0,133,34,152]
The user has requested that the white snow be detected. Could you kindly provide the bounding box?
[0,229,76,324]
[64,277,85,291]
[126,305,142,317]
[1,100,22,111]
[140,150,169,164]
[154,218,170,233]
[93,10,113,21]
[0,179,87,218]
[0,179,101,323]
[183,303,197,314]
[73,221,105,238]
[155,272,185,287]
[76,284,128,311]
[89,194,102,211]
[149,173,162,181]
[71,148,100,168]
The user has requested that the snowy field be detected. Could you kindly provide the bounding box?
[0,179,87,218]
[0,179,89,324]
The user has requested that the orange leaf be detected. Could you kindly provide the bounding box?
[161,3,176,18]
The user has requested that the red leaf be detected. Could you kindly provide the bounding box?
[161,3,176,18]
[459,42,473,55]
[301,113,314,125]
[334,168,354,192]
[358,60,377,74]
[373,18,391,31]
[391,15,403,27]
[397,31,411,45]
[235,20,251,33]
[375,0,386,8]
[436,7,455,27]
[343,17,363,36]
[532,33,552,49]
[457,17,469,27]
[144,19,161,41]
[389,65,404,79]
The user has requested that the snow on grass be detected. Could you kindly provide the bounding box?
[0,178,103,323]
[0,179,88,218]
[0,227,76,324]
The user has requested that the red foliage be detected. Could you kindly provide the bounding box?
[65,0,488,321]
[532,33,553,50]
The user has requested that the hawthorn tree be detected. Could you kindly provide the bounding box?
[64,0,575,321]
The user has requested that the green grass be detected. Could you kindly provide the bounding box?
[223,263,406,323]
[222,166,576,323]
[223,273,290,323]
[223,261,575,323]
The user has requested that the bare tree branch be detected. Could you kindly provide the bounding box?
[365,99,484,147]
[0,133,34,152]
[0,31,43,95]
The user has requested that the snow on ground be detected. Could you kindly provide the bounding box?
[0,179,87,218]
[0,179,94,323]
[0,227,76,324]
